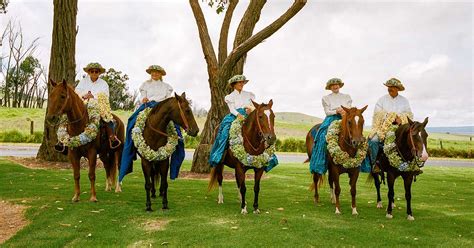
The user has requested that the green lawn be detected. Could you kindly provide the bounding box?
[1,159,473,247]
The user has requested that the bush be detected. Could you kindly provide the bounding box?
[428,148,473,159]
[184,135,201,149]
[276,138,306,153]
[0,130,43,143]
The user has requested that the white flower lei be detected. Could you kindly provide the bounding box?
[131,108,179,161]
[326,120,368,169]
[383,125,421,172]
[57,100,100,148]
[228,118,276,168]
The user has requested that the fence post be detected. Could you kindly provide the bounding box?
[26,118,34,135]
[439,139,443,149]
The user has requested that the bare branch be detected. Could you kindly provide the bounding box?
[218,0,238,66]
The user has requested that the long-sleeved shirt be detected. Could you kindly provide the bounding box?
[373,94,412,116]
[75,76,109,98]
[322,92,352,116]
[224,89,255,116]
[139,79,173,102]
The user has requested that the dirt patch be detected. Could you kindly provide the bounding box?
[0,200,29,244]
[178,171,268,180]
[141,219,171,232]
[6,157,103,170]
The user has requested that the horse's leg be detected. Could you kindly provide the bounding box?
[312,173,320,204]
[141,160,153,211]
[150,165,157,199]
[374,172,383,208]
[236,165,247,214]
[71,153,81,202]
[87,150,98,202]
[349,169,360,215]
[329,171,336,204]
[403,173,415,221]
[102,155,112,192]
[253,168,264,214]
[386,172,396,219]
[332,167,342,214]
[159,161,169,210]
[216,163,224,204]
[114,148,122,192]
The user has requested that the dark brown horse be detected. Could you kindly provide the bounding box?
[138,93,199,211]
[306,106,367,215]
[372,117,429,221]
[209,100,276,214]
[46,79,125,202]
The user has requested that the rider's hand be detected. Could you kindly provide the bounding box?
[245,107,252,114]
[395,116,402,125]
[237,114,245,121]
[336,107,346,116]
[142,97,149,103]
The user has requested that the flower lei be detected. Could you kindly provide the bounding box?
[370,111,413,141]
[326,120,368,169]
[57,101,100,148]
[97,93,113,122]
[383,125,421,172]
[229,118,276,168]
[131,108,179,161]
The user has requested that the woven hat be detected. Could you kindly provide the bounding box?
[384,78,405,91]
[146,65,166,75]
[325,78,344,90]
[83,62,105,74]
[228,75,249,86]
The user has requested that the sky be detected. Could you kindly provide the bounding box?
[1,0,473,127]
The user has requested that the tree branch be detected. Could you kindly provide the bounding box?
[218,0,238,67]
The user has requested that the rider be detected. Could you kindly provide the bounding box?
[309,78,352,175]
[119,65,184,183]
[366,78,413,172]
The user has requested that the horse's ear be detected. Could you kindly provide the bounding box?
[422,117,429,127]
[407,117,414,125]
[174,92,180,100]
[268,99,273,108]
[181,92,186,100]
[341,105,350,112]
[61,80,67,89]
[360,105,368,113]
[62,79,67,85]
[251,100,259,109]
[49,78,57,87]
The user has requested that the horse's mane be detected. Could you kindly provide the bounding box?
[149,97,174,116]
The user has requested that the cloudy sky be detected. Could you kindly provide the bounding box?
[1,0,472,127]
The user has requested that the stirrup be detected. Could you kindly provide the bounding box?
[54,143,66,153]
[109,137,121,149]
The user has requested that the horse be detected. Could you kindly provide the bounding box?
[138,93,199,211]
[46,79,125,202]
[305,106,368,215]
[371,117,429,221]
[208,100,276,214]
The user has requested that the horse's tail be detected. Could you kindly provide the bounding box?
[208,164,222,192]
[366,173,374,185]
[309,174,326,191]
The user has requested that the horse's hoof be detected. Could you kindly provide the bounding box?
[115,183,122,193]
[241,207,248,215]
[313,197,320,204]
[71,196,80,202]
[392,203,396,208]
[352,207,359,215]
[377,201,383,209]
[253,209,260,214]
[89,197,98,202]
[146,207,153,212]
[162,206,169,210]
[386,213,393,219]
[335,208,341,215]
[407,215,415,221]
[218,195,224,204]
[105,187,111,192]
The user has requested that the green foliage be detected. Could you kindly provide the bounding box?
[276,137,306,153]
[184,134,201,149]
[100,68,136,111]
[0,130,43,143]
[205,0,227,13]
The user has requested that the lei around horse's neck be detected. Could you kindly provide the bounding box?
[242,108,266,155]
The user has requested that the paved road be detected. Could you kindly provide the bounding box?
[1,145,472,167]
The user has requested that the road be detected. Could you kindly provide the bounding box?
[1,144,472,167]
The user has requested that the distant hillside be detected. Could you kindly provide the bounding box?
[275,112,322,124]
[426,126,473,136]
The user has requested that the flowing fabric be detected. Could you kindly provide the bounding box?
[119,101,184,182]
[361,137,383,172]
[309,115,341,174]
[208,108,278,171]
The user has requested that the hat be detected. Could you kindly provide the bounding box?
[146,65,166,75]
[325,78,344,90]
[384,78,405,91]
[228,75,249,86]
[83,62,105,74]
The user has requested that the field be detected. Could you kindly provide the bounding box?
[0,159,473,247]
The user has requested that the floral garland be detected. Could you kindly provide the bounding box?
[97,93,113,122]
[57,101,100,148]
[383,125,421,172]
[229,118,276,168]
[131,108,179,161]
[326,120,368,169]
[369,111,414,141]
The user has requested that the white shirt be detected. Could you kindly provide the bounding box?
[225,89,255,116]
[322,92,352,116]
[373,94,412,116]
[75,76,109,98]
[139,79,173,102]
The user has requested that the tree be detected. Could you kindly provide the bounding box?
[100,68,137,111]
[189,0,307,172]
[37,0,78,161]
[0,0,8,14]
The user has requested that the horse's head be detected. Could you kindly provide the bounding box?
[170,92,199,137]
[406,117,429,162]
[341,105,368,148]
[46,79,72,120]
[248,99,276,146]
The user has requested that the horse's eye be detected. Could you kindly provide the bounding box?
[60,95,66,99]
[348,120,352,125]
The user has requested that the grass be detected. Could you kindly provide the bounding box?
[0,158,473,247]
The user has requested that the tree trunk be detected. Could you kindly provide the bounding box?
[37,0,77,161]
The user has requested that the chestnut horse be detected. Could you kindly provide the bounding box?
[139,93,199,211]
[306,106,367,215]
[209,100,276,214]
[46,79,125,202]
[372,117,429,221]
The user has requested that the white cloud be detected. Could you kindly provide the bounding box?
[400,54,450,79]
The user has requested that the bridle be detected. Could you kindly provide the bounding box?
[46,85,87,127]
[342,114,363,149]
[242,106,272,152]
[146,97,190,137]
[396,123,426,168]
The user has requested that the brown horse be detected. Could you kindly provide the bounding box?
[46,79,125,202]
[306,106,367,215]
[209,100,276,214]
[372,117,429,221]
[139,93,199,211]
